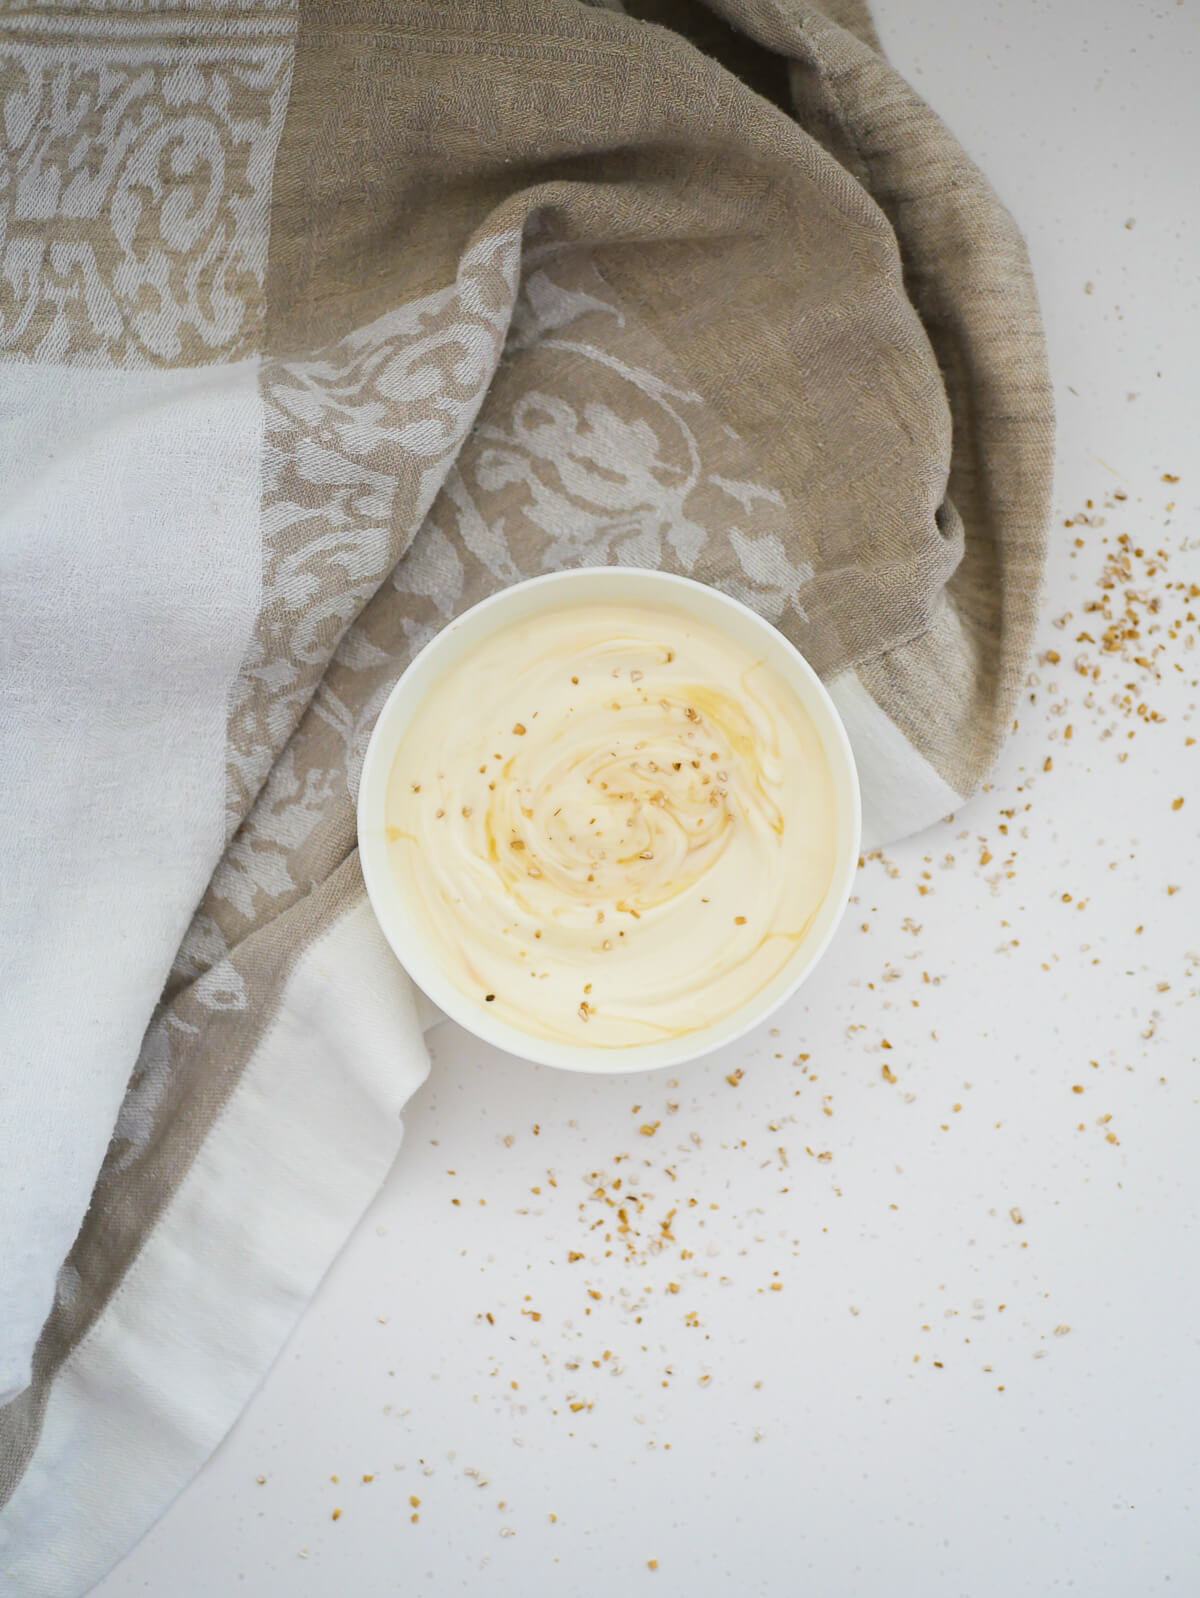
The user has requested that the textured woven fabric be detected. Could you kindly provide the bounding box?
[0,2,1051,1589]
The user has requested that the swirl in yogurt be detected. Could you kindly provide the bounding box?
[385,601,837,1047]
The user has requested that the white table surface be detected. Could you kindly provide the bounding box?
[94,3,1200,1595]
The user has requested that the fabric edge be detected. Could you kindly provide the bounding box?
[826,669,962,850]
[0,898,430,1597]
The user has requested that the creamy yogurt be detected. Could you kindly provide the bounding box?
[384,600,838,1048]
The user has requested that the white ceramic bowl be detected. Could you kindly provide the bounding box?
[358,568,860,1074]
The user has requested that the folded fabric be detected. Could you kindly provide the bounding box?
[0,1,1052,1591]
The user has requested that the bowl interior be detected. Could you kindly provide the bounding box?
[357,569,860,1073]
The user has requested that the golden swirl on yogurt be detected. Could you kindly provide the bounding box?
[385,601,837,1048]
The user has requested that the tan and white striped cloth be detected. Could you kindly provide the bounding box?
[0,2,1052,1590]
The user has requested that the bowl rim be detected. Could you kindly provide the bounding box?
[357,567,861,1074]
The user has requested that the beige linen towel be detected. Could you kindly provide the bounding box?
[0,2,1051,1590]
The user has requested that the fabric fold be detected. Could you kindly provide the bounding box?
[0,2,1051,1590]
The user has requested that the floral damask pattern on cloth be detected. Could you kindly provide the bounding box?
[429,257,808,599]
[459,261,811,614]
[223,227,522,832]
[0,13,294,367]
